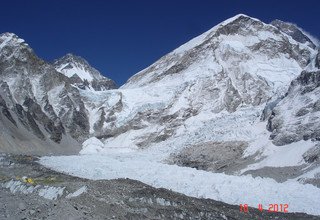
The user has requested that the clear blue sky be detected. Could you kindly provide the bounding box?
[1,0,319,85]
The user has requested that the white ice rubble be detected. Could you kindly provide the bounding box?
[66,186,87,198]
[2,180,64,200]
[40,149,320,216]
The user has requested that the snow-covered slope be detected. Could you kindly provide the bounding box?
[53,53,117,91]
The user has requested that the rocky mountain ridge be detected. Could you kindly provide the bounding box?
[0,33,101,154]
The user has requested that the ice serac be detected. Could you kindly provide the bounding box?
[53,53,117,91]
[0,33,89,155]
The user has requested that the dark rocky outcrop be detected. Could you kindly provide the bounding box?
[271,19,317,49]
[0,33,88,154]
[268,70,320,145]
[316,51,320,69]
[169,141,248,173]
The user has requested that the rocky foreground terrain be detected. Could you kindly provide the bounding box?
[1,154,319,220]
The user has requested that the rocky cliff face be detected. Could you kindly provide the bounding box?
[0,33,113,154]
[316,50,320,68]
[270,19,317,49]
[268,53,320,146]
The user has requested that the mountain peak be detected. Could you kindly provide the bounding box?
[0,32,17,39]
[220,13,258,25]
[0,32,29,51]
[54,53,99,81]
[124,13,313,95]
[53,53,117,91]
[56,53,90,67]
[169,14,263,55]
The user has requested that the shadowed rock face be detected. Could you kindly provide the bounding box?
[268,70,320,145]
[271,19,317,49]
[0,94,16,126]
[23,97,65,143]
[316,51,320,69]
[0,33,89,154]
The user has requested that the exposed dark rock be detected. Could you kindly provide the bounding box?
[91,78,117,91]
[70,109,89,140]
[296,70,320,89]
[215,15,264,36]
[23,97,64,143]
[261,98,282,121]
[0,95,16,126]
[271,19,317,49]
[316,51,320,69]
[268,70,320,145]
[170,141,248,173]
[303,144,320,163]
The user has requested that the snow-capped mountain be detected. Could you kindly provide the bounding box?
[84,14,316,147]
[0,14,319,190]
[74,14,320,188]
[53,53,117,91]
[2,14,320,215]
